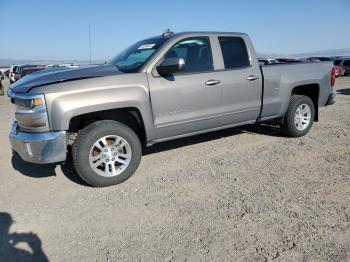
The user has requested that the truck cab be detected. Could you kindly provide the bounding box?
[146,32,263,141]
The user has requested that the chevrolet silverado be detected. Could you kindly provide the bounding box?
[8,31,336,186]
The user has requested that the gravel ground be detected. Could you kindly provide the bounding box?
[0,77,349,261]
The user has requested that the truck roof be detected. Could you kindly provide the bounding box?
[170,31,248,38]
[142,31,249,42]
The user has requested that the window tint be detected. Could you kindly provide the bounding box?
[164,37,213,73]
[334,60,342,66]
[343,60,350,66]
[22,69,39,77]
[218,37,250,69]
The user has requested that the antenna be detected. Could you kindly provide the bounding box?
[88,24,92,64]
[162,28,173,37]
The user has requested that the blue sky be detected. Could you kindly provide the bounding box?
[1,0,349,60]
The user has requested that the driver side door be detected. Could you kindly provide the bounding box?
[147,37,223,140]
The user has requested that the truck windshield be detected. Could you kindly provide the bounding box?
[108,37,168,73]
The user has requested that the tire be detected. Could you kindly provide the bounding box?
[72,120,142,187]
[281,95,315,137]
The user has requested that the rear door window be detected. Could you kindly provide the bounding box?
[218,37,250,69]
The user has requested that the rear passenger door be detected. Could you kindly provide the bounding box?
[214,36,262,124]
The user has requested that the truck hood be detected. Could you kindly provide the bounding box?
[9,64,122,94]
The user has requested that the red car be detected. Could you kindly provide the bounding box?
[14,67,47,81]
[334,59,350,76]
[333,65,345,78]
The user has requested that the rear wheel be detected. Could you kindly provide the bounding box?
[72,120,142,187]
[281,95,315,137]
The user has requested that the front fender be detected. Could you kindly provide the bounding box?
[35,74,156,145]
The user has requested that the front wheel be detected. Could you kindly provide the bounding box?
[281,95,315,137]
[72,120,142,187]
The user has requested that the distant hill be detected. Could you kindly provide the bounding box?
[257,48,350,59]
[257,53,295,59]
[294,48,350,58]
[0,58,105,67]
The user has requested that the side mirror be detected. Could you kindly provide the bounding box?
[156,57,185,75]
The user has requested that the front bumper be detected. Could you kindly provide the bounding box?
[9,122,67,164]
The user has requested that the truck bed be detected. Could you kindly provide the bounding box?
[260,61,333,120]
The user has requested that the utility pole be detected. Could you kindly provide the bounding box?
[89,24,92,64]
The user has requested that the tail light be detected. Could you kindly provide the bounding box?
[331,67,336,87]
[14,74,20,81]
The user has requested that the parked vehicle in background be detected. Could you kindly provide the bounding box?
[4,68,10,77]
[276,58,303,63]
[334,59,350,76]
[333,65,345,77]
[9,65,19,83]
[258,58,279,65]
[12,65,43,83]
[0,71,6,96]
[0,75,4,96]
[308,57,333,62]
[14,67,47,81]
[333,59,343,66]
[46,63,79,68]
[303,57,321,62]
[342,60,350,75]
[0,67,9,75]
[8,31,336,187]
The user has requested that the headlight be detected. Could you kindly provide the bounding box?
[14,93,49,132]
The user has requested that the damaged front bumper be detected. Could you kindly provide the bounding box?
[9,122,67,164]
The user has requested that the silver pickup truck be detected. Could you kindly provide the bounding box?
[8,31,336,187]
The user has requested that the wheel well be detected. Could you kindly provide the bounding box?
[68,108,146,144]
[291,84,319,121]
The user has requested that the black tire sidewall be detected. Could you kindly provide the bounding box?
[284,96,315,137]
[73,121,142,187]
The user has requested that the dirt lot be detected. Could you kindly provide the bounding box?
[0,77,349,261]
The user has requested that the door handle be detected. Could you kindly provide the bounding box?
[205,79,221,86]
[246,75,260,81]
